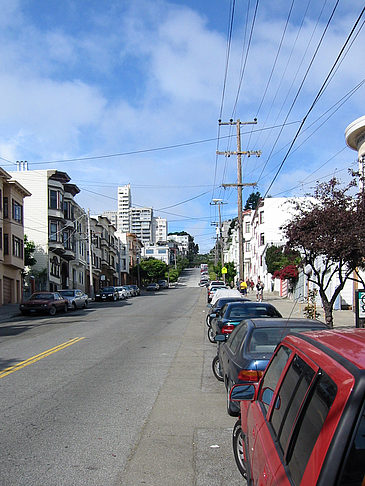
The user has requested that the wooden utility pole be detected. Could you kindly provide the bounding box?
[217,118,261,282]
[87,209,95,299]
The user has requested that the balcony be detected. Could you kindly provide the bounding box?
[48,208,64,220]
[63,248,76,261]
[48,240,65,255]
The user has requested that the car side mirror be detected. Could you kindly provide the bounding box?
[230,384,256,402]
[210,313,217,318]
[214,334,227,342]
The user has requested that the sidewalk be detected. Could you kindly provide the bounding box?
[0,303,21,323]
[261,291,356,328]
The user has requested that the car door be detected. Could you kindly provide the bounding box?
[221,322,249,384]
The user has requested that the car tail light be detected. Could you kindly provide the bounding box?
[238,369,264,382]
[221,324,235,334]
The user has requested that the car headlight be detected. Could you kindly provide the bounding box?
[42,304,48,307]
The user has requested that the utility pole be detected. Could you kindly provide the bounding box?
[210,223,219,265]
[217,118,261,283]
[87,209,95,299]
[210,199,227,273]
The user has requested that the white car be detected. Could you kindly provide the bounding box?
[115,286,128,300]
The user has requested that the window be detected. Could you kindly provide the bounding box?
[260,233,265,246]
[49,221,58,241]
[259,345,292,414]
[227,322,248,355]
[158,249,166,254]
[50,256,60,277]
[245,241,251,252]
[271,355,316,453]
[4,233,8,254]
[12,236,23,258]
[340,408,365,485]
[286,371,337,485]
[3,197,8,218]
[49,190,58,209]
[0,228,2,249]
[146,249,154,254]
[245,222,250,232]
[260,212,264,224]
[12,200,23,223]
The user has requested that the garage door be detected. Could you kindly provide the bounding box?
[3,277,12,304]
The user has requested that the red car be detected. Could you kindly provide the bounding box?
[20,292,68,316]
[230,328,365,485]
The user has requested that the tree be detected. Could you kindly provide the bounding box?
[244,191,261,210]
[265,245,300,275]
[24,235,37,267]
[282,176,365,327]
[140,258,167,283]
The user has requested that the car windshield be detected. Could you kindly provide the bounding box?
[59,291,74,297]
[103,287,114,292]
[247,326,322,353]
[31,293,54,300]
[226,304,281,319]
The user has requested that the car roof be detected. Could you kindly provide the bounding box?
[285,328,365,370]
[245,318,328,329]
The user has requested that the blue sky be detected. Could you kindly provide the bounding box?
[1,0,364,252]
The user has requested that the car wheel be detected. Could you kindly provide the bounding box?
[113,295,117,301]
[206,315,211,326]
[227,382,240,416]
[208,326,216,343]
[49,306,56,316]
[212,355,224,382]
[72,302,77,311]
[83,300,88,308]
[233,419,248,479]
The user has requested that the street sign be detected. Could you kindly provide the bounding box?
[221,267,227,274]
[355,289,365,328]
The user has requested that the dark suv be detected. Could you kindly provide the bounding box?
[230,328,365,485]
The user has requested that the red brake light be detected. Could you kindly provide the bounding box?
[221,324,235,334]
[238,369,264,382]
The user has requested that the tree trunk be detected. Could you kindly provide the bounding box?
[319,291,334,328]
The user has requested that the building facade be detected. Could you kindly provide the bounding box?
[0,168,31,305]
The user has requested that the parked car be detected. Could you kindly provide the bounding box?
[207,285,228,303]
[230,328,365,484]
[114,286,128,300]
[214,318,328,416]
[59,289,89,310]
[95,286,119,301]
[208,301,282,343]
[146,283,160,291]
[129,284,140,295]
[20,292,68,316]
[206,296,250,326]
[122,285,134,297]
[158,280,169,289]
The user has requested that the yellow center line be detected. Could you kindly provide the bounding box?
[0,337,85,379]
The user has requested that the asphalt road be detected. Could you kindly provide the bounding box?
[0,269,243,486]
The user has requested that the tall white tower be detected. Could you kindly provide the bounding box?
[117,184,131,232]
[345,115,365,191]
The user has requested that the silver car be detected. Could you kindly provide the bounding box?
[115,286,127,300]
[59,289,89,310]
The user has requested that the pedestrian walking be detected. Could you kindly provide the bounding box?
[240,280,248,295]
[256,278,264,302]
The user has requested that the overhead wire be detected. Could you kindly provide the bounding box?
[263,4,365,197]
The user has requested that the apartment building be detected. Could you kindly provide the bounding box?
[0,167,31,305]
[152,216,168,243]
[168,233,190,256]
[117,184,131,232]
[130,207,153,245]
[9,168,85,292]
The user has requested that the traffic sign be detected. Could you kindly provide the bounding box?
[222,267,227,274]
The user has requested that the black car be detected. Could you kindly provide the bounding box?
[95,286,119,301]
[208,301,282,343]
[206,296,250,326]
[215,317,329,416]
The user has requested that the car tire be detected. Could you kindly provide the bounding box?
[227,382,240,416]
[72,302,77,311]
[49,306,56,316]
[208,326,216,343]
[233,419,248,479]
[212,355,224,382]
[206,315,211,326]
[83,300,88,308]
[113,295,117,301]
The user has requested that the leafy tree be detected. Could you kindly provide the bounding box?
[244,191,261,210]
[265,245,300,275]
[140,258,167,283]
[24,235,37,267]
[282,176,365,327]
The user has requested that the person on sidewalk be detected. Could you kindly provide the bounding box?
[256,278,264,302]
[240,280,248,295]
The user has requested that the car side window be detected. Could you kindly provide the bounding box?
[270,355,316,452]
[338,407,365,486]
[227,323,248,355]
[259,345,292,414]
[285,371,337,485]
